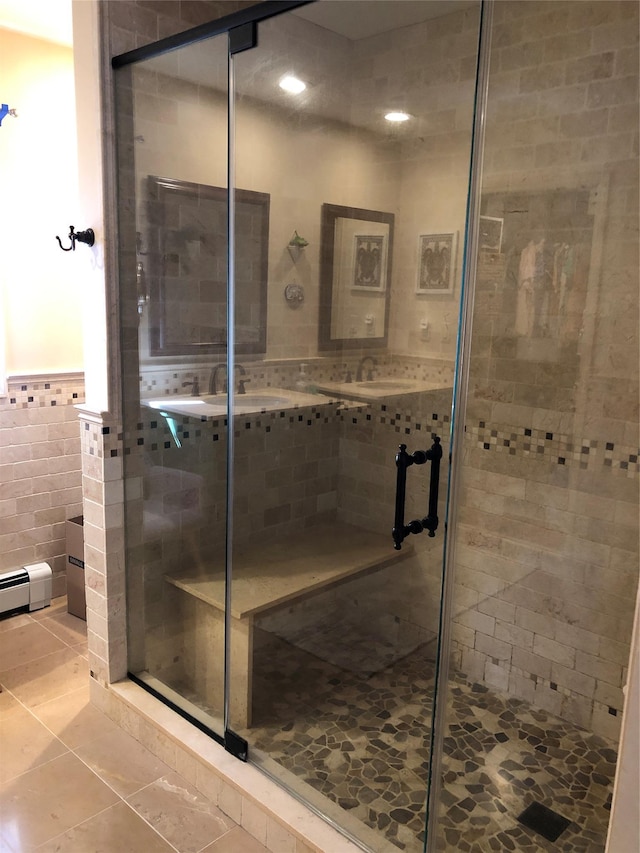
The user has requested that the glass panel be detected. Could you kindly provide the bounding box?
[230,3,481,850]
[434,1,639,851]
[116,33,230,736]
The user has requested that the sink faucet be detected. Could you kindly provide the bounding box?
[356,356,377,382]
[209,363,227,395]
[209,364,250,395]
[182,375,200,396]
[235,364,249,395]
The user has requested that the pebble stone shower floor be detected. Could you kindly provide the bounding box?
[243,631,617,853]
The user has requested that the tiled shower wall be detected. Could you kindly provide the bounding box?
[448,0,639,742]
[123,370,454,684]
[0,374,84,596]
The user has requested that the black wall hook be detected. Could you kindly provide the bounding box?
[56,226,95,252]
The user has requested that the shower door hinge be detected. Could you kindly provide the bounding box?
[224,729,248,761]
[229,22,257,55]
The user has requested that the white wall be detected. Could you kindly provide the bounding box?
[71,0,109,412]
[0,27,82,376]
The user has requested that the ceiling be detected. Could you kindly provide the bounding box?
[0,0,475,50]
[0,0,72,46]
[294,1,475,40]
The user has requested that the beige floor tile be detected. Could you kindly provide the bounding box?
[34,800,176,852]
[30,597,68,620]
[40,611,87,647]
[31,684,121,749]
[0,613,33,634]
[0,685,22,718]
[0,647,89,708]
[75,727,175,797]
[71,639,89,657]
[202,826,270,853]
[126,771,234,853]
[0,706,68,783]
[0,621,66,671]
[0,751,119,849]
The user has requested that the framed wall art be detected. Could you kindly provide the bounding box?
[352,234,387,291]
[479,215,503,252]
[416,232,456,294]
[318,203,394,350]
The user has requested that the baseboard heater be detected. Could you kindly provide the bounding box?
[0,563,52,616]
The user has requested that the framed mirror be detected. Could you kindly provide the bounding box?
[318,203,394,351]
[145,176,270,357]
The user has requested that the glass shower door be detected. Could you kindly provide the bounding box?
[118,31,231,739]
[430,1,640,851]
[228,4,481,850]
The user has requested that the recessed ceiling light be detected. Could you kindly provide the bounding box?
[385,111,411,122]
[279,75,306,95]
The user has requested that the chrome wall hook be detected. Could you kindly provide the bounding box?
[56,226,95,252]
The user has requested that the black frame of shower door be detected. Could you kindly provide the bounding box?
[111,0,313,69]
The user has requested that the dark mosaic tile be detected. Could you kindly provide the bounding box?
[212,634,623,853]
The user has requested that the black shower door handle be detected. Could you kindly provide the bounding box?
[392,436,442,550]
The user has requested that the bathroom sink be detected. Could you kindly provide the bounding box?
[144,388,322,418]
[316,378,430,402]
[357,380,415,391]
[202,393,291,412]
[145,397,227,417]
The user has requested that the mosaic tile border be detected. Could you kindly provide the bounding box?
[473,422,639,478]
[138,356,455,398]
[114,395,637,483]
[2,374,85,410]
[118,400,451,456]
[81,418,124,459]
[7,373,634,481]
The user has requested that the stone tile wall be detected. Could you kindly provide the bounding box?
[120,375,453,692]
[0,374,85,595]
[79,412,126,686]
[448,0,639,741]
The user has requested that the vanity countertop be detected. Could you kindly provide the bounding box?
[316,378,452,403]
[142,386,339,418]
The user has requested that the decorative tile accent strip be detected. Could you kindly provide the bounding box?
[81,417,124,458]
[472,422,639,477]
[138,355,454,399]
[120,396,634,479]
[3,373,85,410]
[120,400,451,456]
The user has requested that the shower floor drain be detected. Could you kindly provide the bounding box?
[517,802,571,842]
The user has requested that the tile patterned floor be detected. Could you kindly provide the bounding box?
[3,600,616,853]
[0,599,268,853]
[247,632,616,853]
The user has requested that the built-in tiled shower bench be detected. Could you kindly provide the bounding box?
[165,522,410,727]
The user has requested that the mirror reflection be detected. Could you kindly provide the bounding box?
[319,203,394,349]
[145,176,269,357]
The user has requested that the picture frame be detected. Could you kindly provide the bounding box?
[352,234,387,291]
[146,176,270,356]
[318,203,394,351]
[416,232,456,294]
[479,215,503,252]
